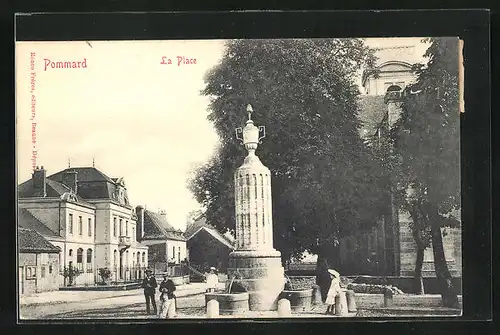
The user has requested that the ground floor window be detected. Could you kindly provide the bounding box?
[26,266,36,279]
[77,248,84,271]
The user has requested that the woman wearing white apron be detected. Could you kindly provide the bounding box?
[206,267,218,293]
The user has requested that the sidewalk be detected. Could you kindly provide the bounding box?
[20,282,223,306]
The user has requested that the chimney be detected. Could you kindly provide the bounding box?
[136,205,145,240]
[32,166,46,197]
[158,209,167,222]
[62,170,78,193]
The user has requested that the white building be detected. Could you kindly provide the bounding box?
[18,166,149,286]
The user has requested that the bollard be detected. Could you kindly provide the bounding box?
[345,289,357,312]
[335,290,348,316]
[206,299,219,318]
[277,299,292,317]
[383,288,393,307]
[312,285,322,305]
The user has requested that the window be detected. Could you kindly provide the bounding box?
[172,246,175,261]
[126,221,128,236]
[136,252,140,264]
[68,214,73,234]
[26,266,37,279]
[178,246,181,263]
[49,265,53,274]
[78,216,83,235]
[119,219,123,236]
[76,248,83,271]
[132,227,135,241]
[142,252,145,263]
[113,250,117,268]
[88,218,92,236]
[113,218,117,237]
[41,266,46,278]
[69,249,73,257]
[86,249,93,272]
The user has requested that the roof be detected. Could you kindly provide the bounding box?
[48,167,115,183]
[18,178,93,207]
[18,227,61,253]
[18,208,64,240]
[142,210,186,242]
[357,96,387,138]
[184,215,235,249]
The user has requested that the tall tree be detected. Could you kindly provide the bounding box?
[189,39,386,296]
[392,37,461,307]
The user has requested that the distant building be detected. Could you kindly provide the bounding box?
[184,212,235,273]
[18,166,148,287]
[135,206,187,274]
[18,227,60,295]
[339,41,462,281]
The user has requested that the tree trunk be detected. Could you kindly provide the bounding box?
[408,206,426,295]
[414,246,425,294]
[430,220,459,308]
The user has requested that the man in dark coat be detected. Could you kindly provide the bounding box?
[142,269,158,314]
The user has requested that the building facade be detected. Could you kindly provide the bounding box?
[18,166,148,286]
[136,206,187,274]
[339,40,462,280]
[18,227,61,295]
[184,212,235,273]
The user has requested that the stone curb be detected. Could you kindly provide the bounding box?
[20,286,210,307]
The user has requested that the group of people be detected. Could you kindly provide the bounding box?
[142,269,177,318]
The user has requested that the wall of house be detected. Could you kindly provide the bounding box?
[187,230,232,272]
[19,252,59,295]
[398,216,461,278]
[364,70,415,96]
[64,241,96,286]
[338,211,462,279]
[166,240,187,264]
[18,199,66,236]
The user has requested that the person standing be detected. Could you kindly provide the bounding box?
[206,267,218,292]
[158,274,177,318]
[142,269,158,315]
[325,269,341,315]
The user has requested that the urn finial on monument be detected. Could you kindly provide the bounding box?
[236,104,266,157]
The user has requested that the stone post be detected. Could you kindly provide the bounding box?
[277,299,291,316]
[207,299,219,318]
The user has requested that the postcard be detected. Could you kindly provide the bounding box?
[16,37,463,320]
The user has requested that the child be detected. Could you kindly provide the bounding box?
[325,269,341,315]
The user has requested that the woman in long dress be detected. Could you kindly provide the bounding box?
[206,267,218,292]
[325,269,341,315]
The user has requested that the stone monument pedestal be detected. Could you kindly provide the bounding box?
[227,250,284,311]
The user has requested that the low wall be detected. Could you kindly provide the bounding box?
[355,293,463,309]
[350,276,462,294]
[286,274,462,294]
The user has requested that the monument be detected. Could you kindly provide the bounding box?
[226,104,285,311]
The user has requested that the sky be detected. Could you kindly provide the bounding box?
[16,38,428,231]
